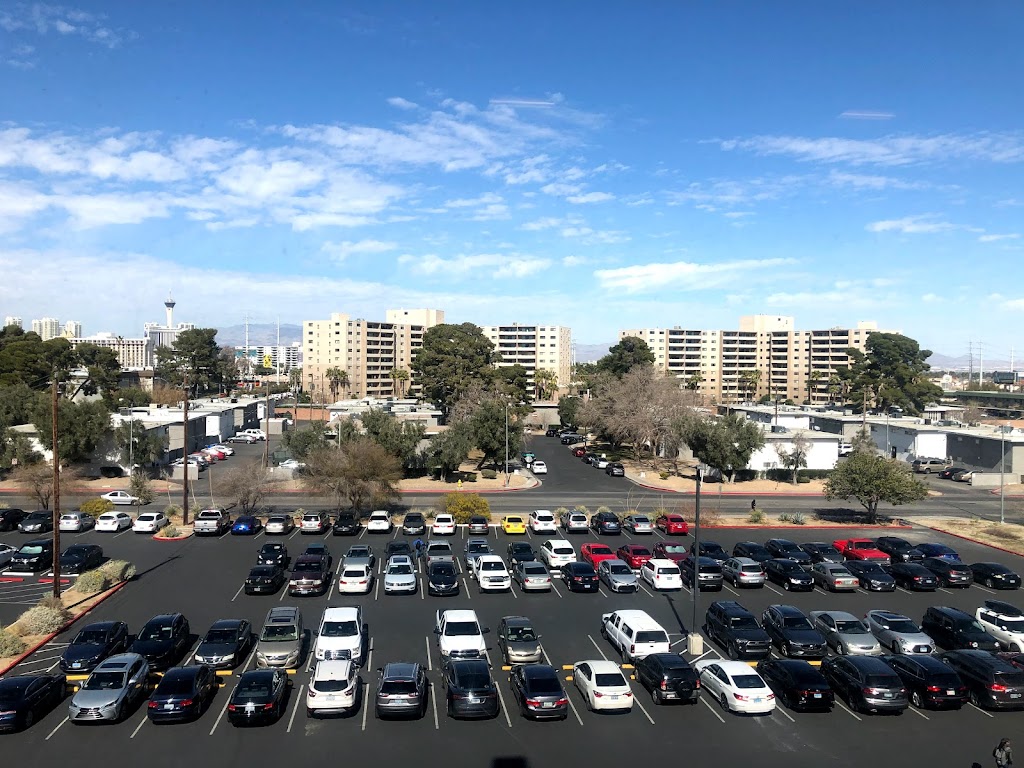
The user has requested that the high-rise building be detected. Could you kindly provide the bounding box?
[3,316,22,329]
[236,343,302,373]
[621,316,894,404]
[62,320,82,339]
[481,324,573,397]
[31,317,61,341]
[303,309,444,400]
[71,333,152,369]
[143,292,194,352]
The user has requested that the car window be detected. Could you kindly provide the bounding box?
[594,672,626,687]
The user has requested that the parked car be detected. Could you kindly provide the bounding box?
[18,510,53,534]
[640,559,683,591]
[329,512,358,536]
[889,562,940,591]
[605,462,625,477]
[843,560,897,592]
[797,542,844,564]
[601,609,671,661]
[306,660,359,718]
[365,510,393,534]
[426,562,459,596]
[95,512,133,532]
[313,605,365,663]
[374,662,428,719]
[634,653,700,706]
[560,561,599,592]
[680,555,724,591]
[622,514,653,534]
[912,458,948,474]
[940,649,1024,710]
[761,605,827,659]
[401,512,426,535]
[8,539,54,572]
[59,621,130,673]
[442,658,499,719]
[810,610,882,656]
[289,553,331,596]
[921,606,999,651]
[342,544,375,570]
[497,616,543,664]
[916,543,961,562]
[939,466,966,479]
[811,562,859,592]
[690,541,729,563]
[0,508,27,531]
[130,613,191,671]
[193,619,253,670]
[300,510,331,535]
[59,544,103,575]
[244,565,286,595]
[764,559,814,591]
[655,513,688,536]
[383,555,418,595]
[874,536,925,563]
[539,539,576,570]
[694,660,775,715]
[883,653,967,709]
[652,540,688,564]
[572,660,634,712]
[257,543,289,568]
[527,509,558,534]
[704,600,771,660]
[765,539,812,566]
[732,541,774,564]
[820,656,908,714]
[756,658,833,712]
[598,559,639,593]
[560,510,589,533]
[976,600,1024,651]
[580,542,617,568]
[590,511,621,535]
[58,512,95,533]
[464,538,493,570]
[467,516,490,535]
[423,541,455,569]
[513,561,552,592]
[722,557,766,588]
[100,490,142,506]
[864,610,935,654]
[921,557,974,588]
[970,562,1022,590]
[509,663,568,720]
[531,460,548,474]
[69,653,149,723]
[832,538,890,563]
[265,515,295,535]
[432,514,457,536]
[501,516,527,535]
[132,512,169,534]
[0,673,66,731]
[231,515,262,535]
[616,544,654,571]
[227,669,289,726]
[505,541,535,567]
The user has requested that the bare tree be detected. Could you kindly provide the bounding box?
[776,434,811,484]
[13,462,76,510]
[303,439,402,512]
[217,463,277,514]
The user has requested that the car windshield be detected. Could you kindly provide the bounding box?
[322,620,359,637]
[591,546,614,555]
[730,616,759,629]
[261,625,298,642]
[267,517,287,524]
[262,545,284,553]
[427,546,449,556]
[138,623,173,641]
[430,564,456,577]
[84,671,126,690]
[380,680,418,694]
[775,542,798,552]
[865,675,897,687]
[444,621,480,637]
[955,620,986,633]
[481,561,504,572]
[994,672,1024,687]
[455,671,491,689]
[740,565,762,573]
[349,548,370,557]
[856,563,886,574]
[526,676,562,694]
[506,626,536,642]
[732,674,766,689]
[594,673,626,687]
[662,544,686,554]
[608,564,632,575]
[75,629,110,644]
[886,620,920,633]
[657,568,678,576]
[205,629,238,644]
[468,543,490,553]
[388,564,413,575]
[18,545,44,555]
[835,621,869,634]
[523,564,547,575]
[312,678,350,693]
[781,562,805,574]
[553,547,573,556]
[249,567,275,577]
[293,562,322,573]
[783,616,813,629]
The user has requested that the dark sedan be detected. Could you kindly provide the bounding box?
[757,659,833,712]
[231,516,262,535]
[443,659,499,719]
[130,613,191,671]
[509,663,569,720]
[882,654,966,709]
[921,557,974,588]
[467,516,490,536]
[561,561,599,592]
[764,559,814,591]
[0,674,66,731]
[17,510,53,534]
[0,508,26,532]
[916,543,961,562]
[9,539,53,572]
[331,513,360,536]
[256,543,289,568]
[59,544,104,575]
[939,466,966,480]
[228,670,289,725]
[889,562,939,591]
[798,542,844,564]
[426,562,460,596]
[244,565,286,595]
[971,562,1022,590]
[147,665,218,723]
[60,621,130,674]
[874,536,924,563]
[194,619,253,669]
[844,560,897,592]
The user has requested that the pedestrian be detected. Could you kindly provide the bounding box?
[995,738,1013,768]
[414,538,424,558]
[750,499,756,511]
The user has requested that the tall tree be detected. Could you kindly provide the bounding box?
[326,367,348,401]
[738,369,762,402]
[113,420,169,470]
[389,367,410,397]
[557,395,581,427]
[70,343,122,401]
[422,421,473,481]
[288,367,303,392]
[776,434,811,484]
[282,421,331,459]
[596,337,655,378]
[493,364,531,403]
[30,396,111,463]
[685,413,766,482]
[839,332,942,415]
[850,426,876,455]
[411,323,496,416]
[807,370,824,405]
[467,397,524,470]
[154,328,225,396]
[533,368,559,401]
[360,408,425,469]
[303,439,402,512]
[824,452,927,523]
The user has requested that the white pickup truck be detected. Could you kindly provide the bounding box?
[434,609,488,660]
[193,508,231,536]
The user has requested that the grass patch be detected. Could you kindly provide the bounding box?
[982,525,1022,541]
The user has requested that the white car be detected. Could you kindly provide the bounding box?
[313,606,364,663]
[338,564,374,595]
[539,539,577,571]
[435,609,486,659]
[132,512,169,533]
[365,511,392,533]
[0,543,18,569]
[100,490,141,506]
[572,660,634,712]
[96,512,133,532]
[210,444,235,456]
[59,512,95,532]
[694,660,776,715]
[472,555,511,592]
[226,433,257,444]
[383,555,418,594]
[306,660,359,717]
[531,460,548,475]
[593,458,610,469]
[528,510,557,534]
[640,559,683,591]
[279,459,305,470]
[432,514,456,536]
[976,601,1024,651]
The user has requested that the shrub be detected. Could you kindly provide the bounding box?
[595,505,611,515]
[748,510,766,524]
[436,493,490,524]
[160,525,179,538]
[573,505,590,515]
[128,474,155,505]
[0,502,9,510]
[481,469,497,480]
[659,471,670,480]
[553,507,569,517]
[293,508,307,517]
[462,472,478,483]
[0,625,26,657]
[74,569,112,595]
[164,504,182,519]
[778,513,792,523]
[17,603,71,635]
[99,560,136,583]
[80,498,114,517]
[791,513,806,525]
[982,525,1022,541]
[797,476,811,484]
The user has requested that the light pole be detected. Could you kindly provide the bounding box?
[885,412,890,458]
[688,467,704,655]
[1001,423,1008,525]
[504,400,511,487]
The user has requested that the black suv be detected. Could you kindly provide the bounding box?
[131,613,191,671]
[875,536,924,563]
[940,650,1024,710]
[920,558,974,588]
[0,508,26,532]
[590,512,620,535]
[704,601,771,660]
[882,653,967,710]
[689,541,729,563]
[634,653,699,705]
[375,662,428,719]
[331,513,360,536]
[680,556,723,591]
[764,539,811,565]
[732,541,773,564]
[442,658,499,719]
[756,658,833,712]
[921,607,999,651]
[59,620,130,673]
[761,605,826,659]
[401,512,427,535]
[797,542,844,564]
[764,559,814,591]
[820,656,908,714]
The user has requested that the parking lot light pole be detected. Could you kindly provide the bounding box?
[688,467,703,655]
[504,401,510,487]
[51,379,62,599]
[1001,424,1007,525]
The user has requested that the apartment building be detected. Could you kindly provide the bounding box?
[31,317,61,341]
[71,333,152,369]
[303,309,444,401]
[62,320,82,339]
[621,316,891,404]
[3,316,22,329]
[480,324,573,397]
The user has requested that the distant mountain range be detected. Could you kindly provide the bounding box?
[927,353,1015,372]
[575,343,613,363]
[216,323,302,347]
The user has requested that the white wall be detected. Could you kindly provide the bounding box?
[868,423,947,461]
[747,436,839,472]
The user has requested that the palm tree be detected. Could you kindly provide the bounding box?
[807,370,823,405]
[326,367,348,402]
[389,367,410,397]
[288,367,303,392]
[684,373,703,391]
[739,368,762,402]
[533,369,559,401]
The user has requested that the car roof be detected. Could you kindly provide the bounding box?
[887,653,950,672]
[770,604,806,617]
[501,616,532,627]
[582,659,623,674]
[450,658,490,674]
[160,666,202,682]
[382,662,420,678]
[521,663,559,678]
[983,600,1024,616]
[647,558,677,568]
[603,558,631,568]
[209,618,246,630]
[387,555,413,565]
[646,653,692,668]
[97,653,144,669]
[142,613,182,626]
[322,606,359,621]
[715,660,765,676]
[812,610,858,621]
[239,669,277,683]
[730,556,759,565]
[295,554,325,563]
[313,660,353,679]
[442,609,479,622]
[845,656,898,673]
[870,610,910,620]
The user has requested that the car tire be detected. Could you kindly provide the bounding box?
[727,643,738,660]
[651,689,662,705]
[910,691,923,708]
[836,643,846,656]
[306,708,315,718]
[22,709,33,730]
[969,690,982,707]
[719,693,730,713]
[780,643,789,658]
[1012,643,1022,653]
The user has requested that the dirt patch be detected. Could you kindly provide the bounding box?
[625,467,828,496]
[913,516,1024,557]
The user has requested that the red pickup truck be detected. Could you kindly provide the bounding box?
[832,539,891,563]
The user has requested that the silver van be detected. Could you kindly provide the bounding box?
[256,606,304,669]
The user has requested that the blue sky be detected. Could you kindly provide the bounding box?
[1,1,1022,360]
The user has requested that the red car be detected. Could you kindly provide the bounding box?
[655,514,689,536]
[617,544,654,570]
[571,446,587,458]
[580,543,618,568]
[653,540,689,563]
[833,538,890,563]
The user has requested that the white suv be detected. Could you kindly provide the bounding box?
[529,510,557,534]
[540,539,577,570]
[472,555,511,592]
[432,514,456,536]
[977,600,1024,651]
[435,609,487,659]
[313,606,365,664]
[640,559,683,591]
[366,511,392,533]
[306,660,359,717]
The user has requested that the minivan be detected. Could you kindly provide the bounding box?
[680,555,723,591]
[940,649,1024,710]
[601,609,671,661]
[921,607,1000,651]
[257,606,304,669]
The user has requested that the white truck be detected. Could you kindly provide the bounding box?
[193,508,231,536]
[434,609,488,660]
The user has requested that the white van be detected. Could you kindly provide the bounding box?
[600,609,671,661]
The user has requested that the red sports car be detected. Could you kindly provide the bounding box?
[616,544,654,570]
[655,514,689,536]
[580,543,618,568]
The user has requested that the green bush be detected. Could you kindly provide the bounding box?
[595,506,611,515]
[800,469,833,480]
[574,505,590,515]
[553,507,569,517]
[17,603,71,635]
[164,504,182,519]
[658,471,670,480]
[481,469,497,480]
[797,476,811,484]
[462,472,478,483]
[80,498,113,517]
[0,625,26,657]
[791,513,806,525]
[161,525,180,538]
[778,513,792,523]
[73,569,111,595]
[436,493,490,524]
[748,510,766,524]
[128,474,155,505]
[99,560,136,583]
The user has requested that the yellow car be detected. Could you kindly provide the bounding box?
[502,516,527,534]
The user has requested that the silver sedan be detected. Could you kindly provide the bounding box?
[809,610,882,656]
[598,559,639,593]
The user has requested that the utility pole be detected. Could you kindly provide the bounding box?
[862,389,867,431]
[182,370,190,526]
[687,468,704,655]
[51,379,62,599]
[263,388,271,469]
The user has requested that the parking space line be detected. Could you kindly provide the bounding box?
[183,640,202,665]
[638,584,654,598]
[938,588,954,595]
[361,683,370,730]
[326,574,336,602]
[484,649,513,728]
[510,586,518,599]
[969,702,994,718]
[908,706,929,720]
[289,529,301,539]
[897,587,913,595]
[598,587,608,598]
[763,583,784,595]
[429,682,440,729]
[587,634,609,661]
[632,694,656,724]
[670,637,687,648]
[834,699,862,720]
[419,576,425,600]
[774,706,795,723]
[286,684,304,732]
[975,584,996,594]
[462,578,472,598]
[231,583,245,602]
[279,585,288,602]
[374,578,380,601]
[45,715,69,740]
[722,584,740,596]
[129,713,148,739]
[550,581,562,598]
[113,527,133,538]
[425,636,433,671]
[699,696,726,723]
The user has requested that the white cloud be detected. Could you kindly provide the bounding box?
[0,4,133,48]
[668,177,802,208]
[399,252,549,279]
[521,216,570,231]
[540,182,581,196]
[566,191,614,204]
[216,158,324,200]
[921,293,944,303]
[594,257,794,293]
[321,239,397,261]
[839,110,895,120]
[470,203,510,221]
[764,290,882,309]
[386,96,418,110]
[979,233,1020,243]
[866,215,956,234]
[561,255,586,267]
[827,170,925,191]
[444,192,503,208]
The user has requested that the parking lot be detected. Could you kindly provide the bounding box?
[1,503,1022,768]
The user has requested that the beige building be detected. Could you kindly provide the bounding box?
[71,333,152,369]
[303,309,444,400]
[31,317,61,341]
[621,316,893,404]
[481,324,573,398]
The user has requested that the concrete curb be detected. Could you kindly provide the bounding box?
[0,580,129,676]
[627,478,826,497]
[153,531,194,542]
[706,523,912,530]
[915,524,1024,558]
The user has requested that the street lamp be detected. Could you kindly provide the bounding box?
[1001,423,1009,525]
[688,466,704,655]
[885,411,890,458]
